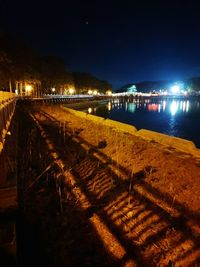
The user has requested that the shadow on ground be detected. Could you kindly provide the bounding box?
[15,104,200,266]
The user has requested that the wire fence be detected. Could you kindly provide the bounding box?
[0,91,17,153]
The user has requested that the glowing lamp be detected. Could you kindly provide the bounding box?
[52,88,56,92]
[25,85,32,92]
[69,88,75,94]
[107,102,112,111]
[88,107,92,113]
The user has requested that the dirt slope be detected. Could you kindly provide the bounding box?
[19,104,200,266]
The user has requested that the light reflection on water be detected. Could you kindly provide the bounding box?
[86,98,200,147]
[102,100,191,116]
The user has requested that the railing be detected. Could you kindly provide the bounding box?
[0,91,17,153]
[27,94,110,104]
[42,94,94,98]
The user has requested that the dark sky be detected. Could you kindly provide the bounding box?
[1,0,200,89]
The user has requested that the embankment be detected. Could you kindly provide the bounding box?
[34,103,200,265]
[61,106,200,158]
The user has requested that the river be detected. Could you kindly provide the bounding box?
[78,97,200,148]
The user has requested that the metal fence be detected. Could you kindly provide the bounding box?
[0,91,17,153]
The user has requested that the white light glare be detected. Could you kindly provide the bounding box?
[171,85,180,94]
[170,101,178,116]
[88,107,92,113]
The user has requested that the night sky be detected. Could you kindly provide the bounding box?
[1,0,200,89]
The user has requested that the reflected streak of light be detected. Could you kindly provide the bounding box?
[107,102,112,111]
[162,101,166,111]
[186,101,190,112]
[170,101,178,116]
[88,107,92,114]
[182,101,186,112]
[128,103,136,113]
[148,103,159,112]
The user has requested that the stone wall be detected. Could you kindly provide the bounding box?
[62,106,200,158]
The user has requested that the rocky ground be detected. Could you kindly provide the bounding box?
[2,102,200,266]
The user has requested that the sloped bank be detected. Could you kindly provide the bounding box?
[61,106,200,158]
[35,104,200,265]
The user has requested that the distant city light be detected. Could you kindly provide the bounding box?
[106,90,112,96]
[127,85,137,93]
[171,85,180,94]
[52,88,56,92]
[88,90,93,95]
[93,90,98,95]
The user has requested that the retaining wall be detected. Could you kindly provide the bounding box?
[61,106,200,158]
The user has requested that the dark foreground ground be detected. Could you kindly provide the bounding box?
[1,102,200,266]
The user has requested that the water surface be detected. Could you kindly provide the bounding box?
[82,98,200,147]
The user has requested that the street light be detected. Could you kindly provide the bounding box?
[25,85,32,92]
[25,85,32,96]
[69,88,75,94]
